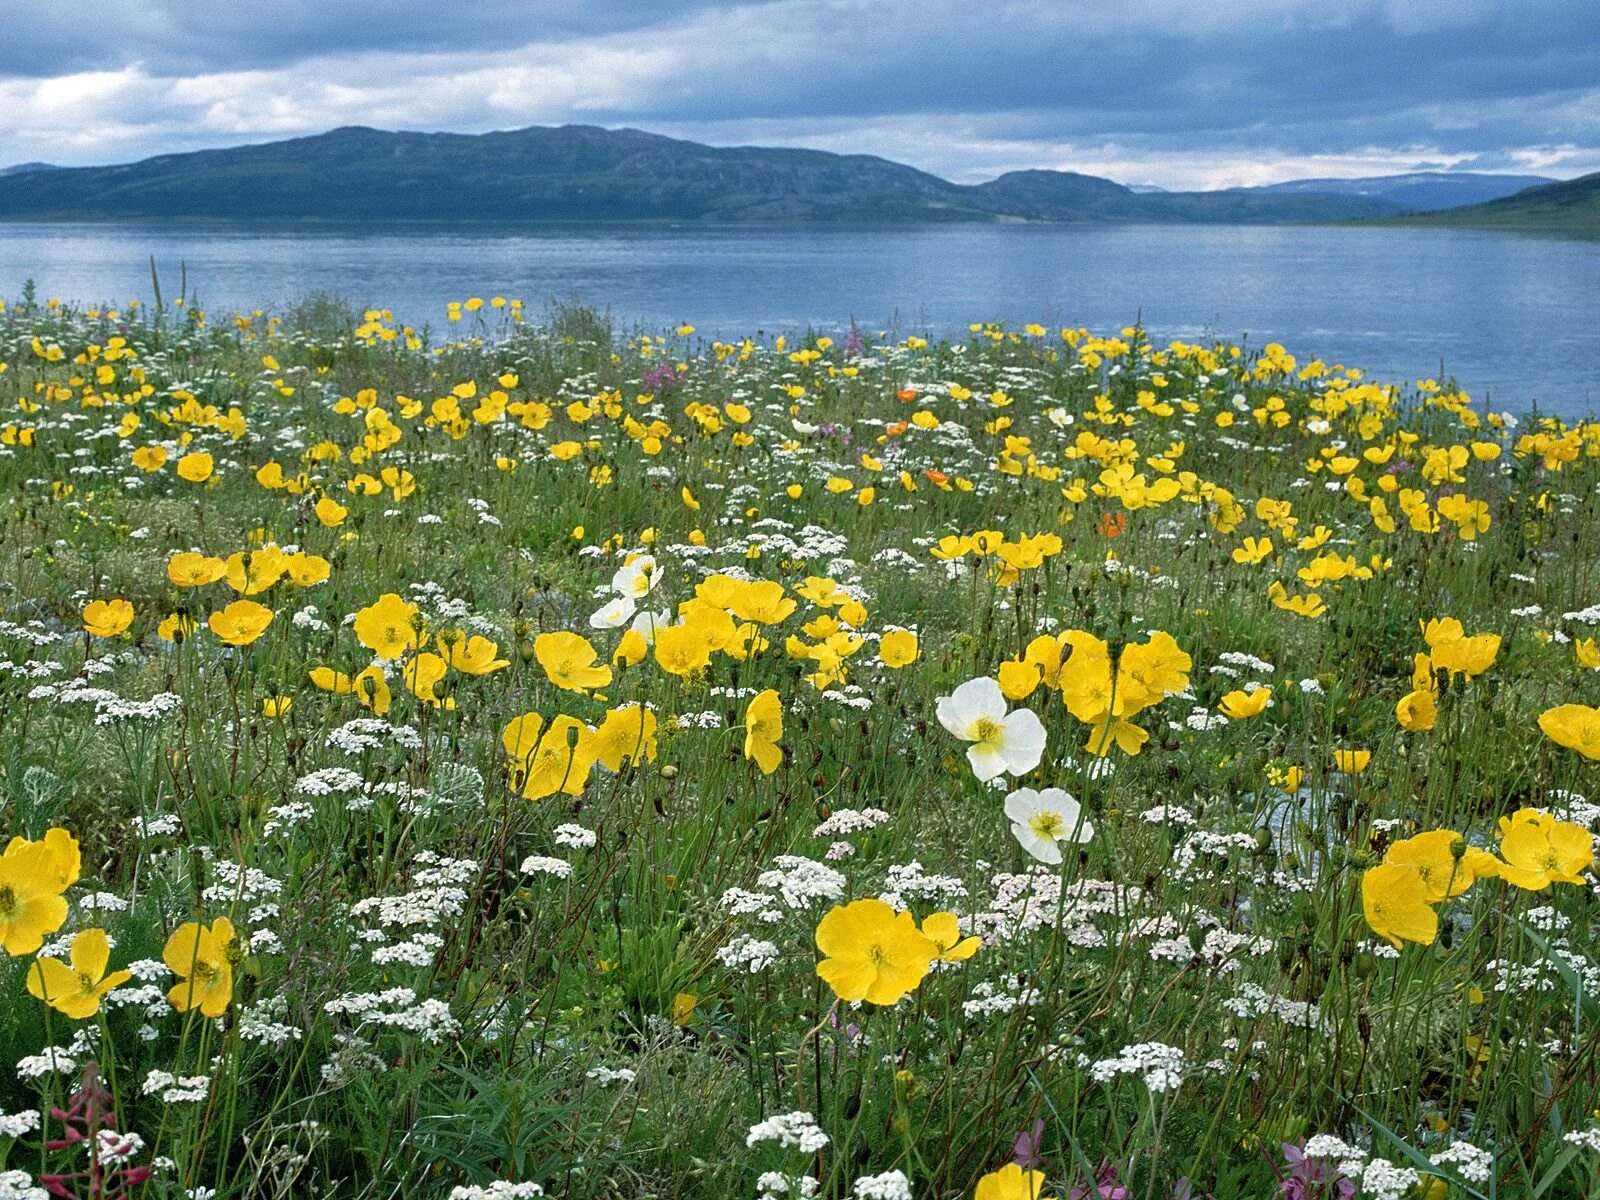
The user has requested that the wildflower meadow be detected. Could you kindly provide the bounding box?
[2,292,1599,1200]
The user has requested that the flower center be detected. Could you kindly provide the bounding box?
[971,717,1003,744]
[1029,812,1065,839]
[866,943,888,967]
[0,885,16,916]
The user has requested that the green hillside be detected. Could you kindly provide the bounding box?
[1391,171,1600,233]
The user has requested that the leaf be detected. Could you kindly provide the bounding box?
[1530,1143,1581,1199]
[1520,921,1598,1031]
[1029,1065,1109,1194]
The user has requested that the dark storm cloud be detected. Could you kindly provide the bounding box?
[0,1,753,76]
[1,0,1596,187]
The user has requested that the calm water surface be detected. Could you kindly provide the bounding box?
[1,221,1596,415]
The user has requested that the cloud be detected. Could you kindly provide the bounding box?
[1,0,1596,188]
[0,1,742,77]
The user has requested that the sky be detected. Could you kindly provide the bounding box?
[1,0,1597,190]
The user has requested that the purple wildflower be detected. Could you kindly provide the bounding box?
[1011,1119,1047,1169]
[1067,1160,1129,1200]
[1274,1142,1356,1200]
[640,362,679,396]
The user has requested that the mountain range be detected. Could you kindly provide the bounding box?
[1230,172,1555,213]
[0,124,1584,228]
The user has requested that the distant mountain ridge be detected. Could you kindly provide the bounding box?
[0,125,1577,226]
[1231,171,1553,212]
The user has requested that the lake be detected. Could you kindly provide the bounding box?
[1,221,1596,416]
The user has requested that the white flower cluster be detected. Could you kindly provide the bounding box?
[819,687,873,711]
[1301,1134,1366,1181]
[1198,928,1274,968]
[1183,708,1229,732]
[520,855,572,878]
[878,861,968,912]
[746,1111,829,1154]
[351,881,472,930]
[447,1183,545,1199]
[755,856,847,910]
[372,932,444,967]
[721,888,782,923]
[1564,1124,1600,1152]
[263,801,316,835]
[975,872,1131,946]
[552,823,597,849]
[15,1049,76,1079]
[92,1129,145,1166]
[1561,602,1600,625]
[1223,984,1322,1030]
[408,580,473,622]
[319,1033,388,1087]
[0,1109,41,1138]
[1430,1140,1493,1184]
[203,858,283,905]
[324,987,460,1043]
[852,1169,912,1200]
[961,980,1036,1019]
[292,604,332,632]
[0,618,62,646]
[0,1170,48,1200]
[1216,651,1275,674]
[142,1070,211,1103]
[138,813,182,838]
[756,1173,819,1200]
[1549,789,1600,830]
[237,997,303,1047]
[93,691,183,725]
[1171,831,1260,876]
[811,808,891,838]
[717,934,781,973]
[1354,1159,1419,1200]
[296,766,366,796]
[327,718,422,755]
[1089,1042,1187,1093]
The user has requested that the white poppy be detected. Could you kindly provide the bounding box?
[935,676,1047,782]
[629,608,673,647]
[589,596,637,629]
[1004,787,1093,864]
[612,555,660,599]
